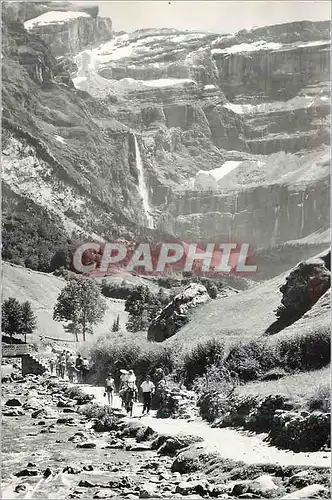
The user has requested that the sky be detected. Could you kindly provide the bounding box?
[78,1,331,33]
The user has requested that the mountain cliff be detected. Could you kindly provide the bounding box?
[2,3,330,277]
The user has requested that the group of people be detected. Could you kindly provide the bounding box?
[49,351,156,416]
[104,369,155,416]
[49,351,90,383]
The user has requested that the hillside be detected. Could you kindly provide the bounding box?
[166,264,330,350]
[1,262,128,343]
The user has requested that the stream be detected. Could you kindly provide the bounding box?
[2,376,330,500]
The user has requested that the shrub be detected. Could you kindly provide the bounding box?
[89,339,177,389]
[79,402,113,420]
[244,395,285,432]
[276,326,330,372]
[307,384,331,412]
[183,339,225,386]
[195,364,240,422]
[94,413,118,432]
[226,340,278,382]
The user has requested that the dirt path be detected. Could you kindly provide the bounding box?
[82,385,330,468]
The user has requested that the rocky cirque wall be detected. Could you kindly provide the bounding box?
[79,22,330,248]
[157,173,330,246]
[2,5,330,262]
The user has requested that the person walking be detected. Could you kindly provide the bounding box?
[104,373,115,406]
[67,354,76,382]
[58,351,66,379]
[55,354,61,377]
[49,357,55,375]
[127,369,136,387]
[81,358,89,384]
[119,369,128,391]
[140,375,155,415]
[75,354,83,383]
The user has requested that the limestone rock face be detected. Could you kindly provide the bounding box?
[147,283,210,342]
[24,9,112,58]
[2,3,330,278]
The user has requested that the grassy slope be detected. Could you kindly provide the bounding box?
[166,268,330,351]
[165,273,286,349]
[1,262,128,343]
[237,366,329,403]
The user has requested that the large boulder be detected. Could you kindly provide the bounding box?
[5,398,22,407]
[148,283,210,342]
[171,442,216,474]
[280,484,328,499]
[275,250,330,324]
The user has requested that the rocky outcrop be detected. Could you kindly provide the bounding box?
[275,249,331,322]
[147,283,210,342]
[23,8,112,58]
[270,410,330,452]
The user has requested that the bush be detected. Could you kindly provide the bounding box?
[89,339,177,389]
[79,402,113,420]
[307,384,331,412]
[195,364,240,422]
[276,327,330,372]
[183,339,225,386]
[94,413,118,432]
[226,340,278,382]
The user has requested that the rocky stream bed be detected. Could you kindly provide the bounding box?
[1,374,330,499]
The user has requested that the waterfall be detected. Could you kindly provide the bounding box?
[300,192,305,237]
[134,135,154,229]
[271,206,280,246]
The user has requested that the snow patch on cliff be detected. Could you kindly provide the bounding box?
[224,93,329,115]
[194,161,243,190]
[298,40,331,48]
[142,78,196,88]
[24,10,91,30]
[212,40,282,55]
[55,135,66,144]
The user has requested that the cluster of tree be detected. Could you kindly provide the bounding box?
[2,204,83,273]
[53,277,107,341]
[2,298,36,342]
[125,285,171,332]
[158,275,219,299]
[101,279,136,300]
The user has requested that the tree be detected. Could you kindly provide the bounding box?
[20,301,37,343]
[125,285,165,332]
[125,285,152,332]
[53,277,107,341]
[2,297,23,343]
[63,322,80,342]
[112,314,120,332]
